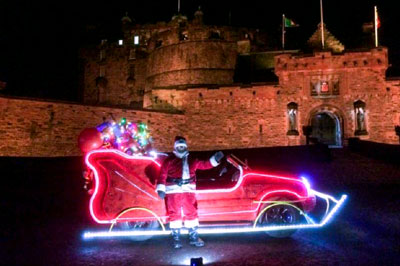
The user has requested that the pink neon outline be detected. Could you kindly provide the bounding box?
[86,149,161,224]
[195,171,306,194]
[86,149,311,224]
[198,190,308,217]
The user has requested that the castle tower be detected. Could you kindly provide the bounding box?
[307,23,345,53]
[145,11,238,89]
[193,6,204,25]
[121,12,133,43]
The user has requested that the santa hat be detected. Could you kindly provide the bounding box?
[174,136,187,149]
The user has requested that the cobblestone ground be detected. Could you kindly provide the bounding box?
[2,147,400,265]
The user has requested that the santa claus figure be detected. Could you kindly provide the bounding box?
[156,136,224,248]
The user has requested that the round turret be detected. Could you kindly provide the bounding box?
[146,21,238,88]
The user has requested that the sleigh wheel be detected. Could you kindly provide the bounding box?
[116,220,160,241]
[109,207,165,241]
[254,201,302,238]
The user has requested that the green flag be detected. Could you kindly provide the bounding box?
[284,17,299,27]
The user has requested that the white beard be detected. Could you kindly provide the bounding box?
[173,150,190,180]
[173,150,188,158]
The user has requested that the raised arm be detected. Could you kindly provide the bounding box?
[195,151,224,170]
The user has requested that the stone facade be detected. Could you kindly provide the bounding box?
[80,11,266,107]
[0,97,186,156]
[1,12,400,157]
[145,49,400,149]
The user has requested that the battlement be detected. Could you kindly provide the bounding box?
[275,47,388,73]
[118,11,266,55]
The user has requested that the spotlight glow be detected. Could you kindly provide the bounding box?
[149,150,157,158]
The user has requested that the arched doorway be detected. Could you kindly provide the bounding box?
[308,107,343,147]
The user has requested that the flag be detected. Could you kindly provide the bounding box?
[284,17,299,27]
[376,13,381,28]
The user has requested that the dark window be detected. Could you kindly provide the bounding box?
[128,65,135,79]
[179,32,188,41]
[209,31,221,39]
[332,81,340,95]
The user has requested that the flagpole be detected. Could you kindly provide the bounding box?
[320,0,325,49]
[178,0,180,13]
[374,6,378,47]
[282,14,285,51]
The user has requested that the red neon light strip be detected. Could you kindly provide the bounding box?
[86,149,309,224]
[86,149,161,224]
[198,190,307,217]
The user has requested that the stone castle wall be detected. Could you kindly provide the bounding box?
[145,48,400,149]
[147,84,291,150]
[1,71,399,157]
[2,47,400,157]
[81,15,265,107]
[273,47,399,143]
[81,45,147,107]
[0,97,186,157]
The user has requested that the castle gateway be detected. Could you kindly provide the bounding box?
[79,11,400,151]
[2,9,398,157]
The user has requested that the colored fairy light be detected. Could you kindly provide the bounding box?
[85,118,154,156]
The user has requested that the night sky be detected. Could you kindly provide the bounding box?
[0,0,397,102]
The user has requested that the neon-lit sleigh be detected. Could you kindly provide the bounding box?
[83,149,347,240]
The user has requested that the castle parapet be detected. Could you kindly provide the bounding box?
[275,47,388,73]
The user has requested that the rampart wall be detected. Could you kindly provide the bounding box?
[2,48,400,157]
[0,97,186,156]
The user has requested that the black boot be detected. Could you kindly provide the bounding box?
[171,229,182,249]
[189,227,204,247]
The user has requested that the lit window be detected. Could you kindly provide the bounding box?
[118,40,123,45]
[353,100,367,135]
[287,102,299,135]
[134,36,139,45]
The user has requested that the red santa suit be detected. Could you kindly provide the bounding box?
[156,153,219,229]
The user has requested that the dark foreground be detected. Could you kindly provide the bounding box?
[2,147,400,265]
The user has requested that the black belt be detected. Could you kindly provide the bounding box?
[166,177,195,186]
